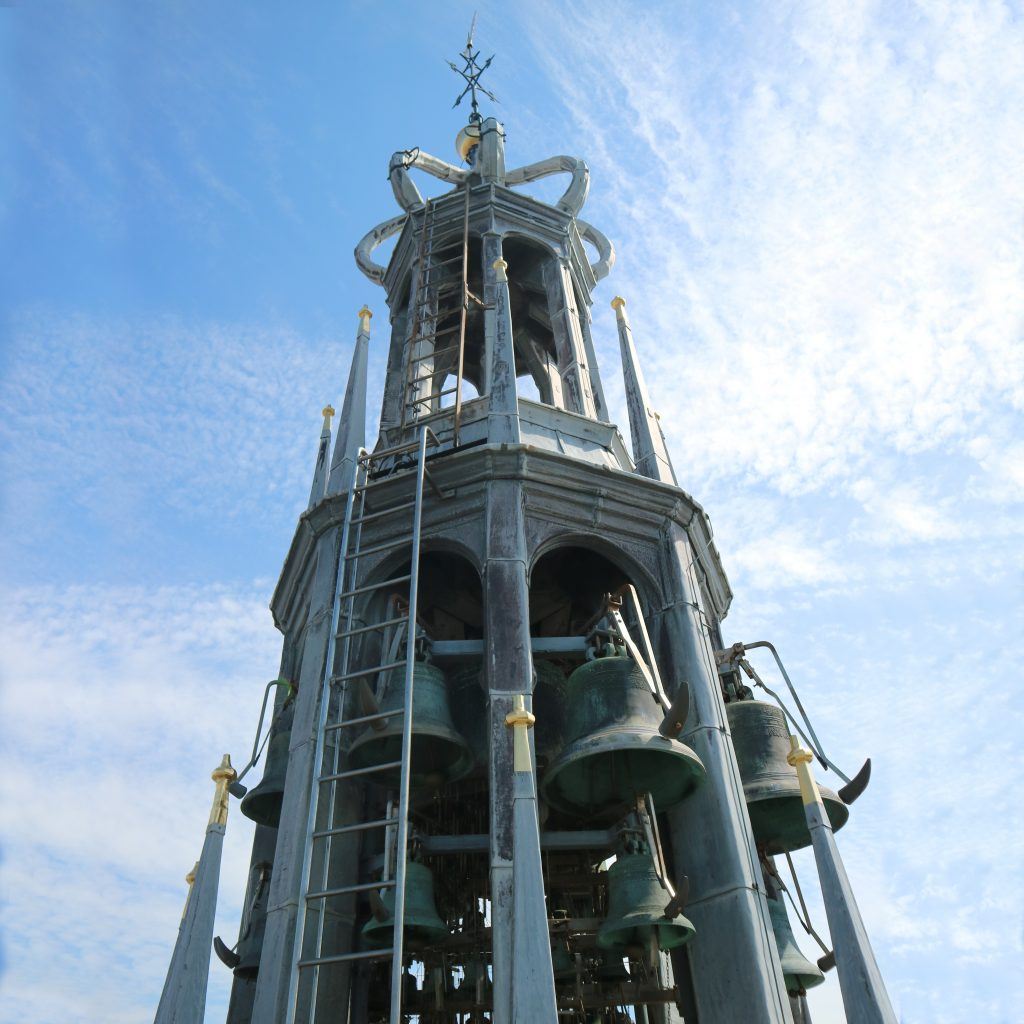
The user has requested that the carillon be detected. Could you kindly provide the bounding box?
[155,18,896,1024]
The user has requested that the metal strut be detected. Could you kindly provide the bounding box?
[285,426,440,1024]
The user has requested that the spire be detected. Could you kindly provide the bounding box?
[612,296,678,486]
[327,307,371,496]
[154,755,236,1024]
[307,405,334,509]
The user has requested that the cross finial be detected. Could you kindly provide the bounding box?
[447,14,498,125]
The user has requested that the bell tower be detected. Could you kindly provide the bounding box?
[210,31,894,1024]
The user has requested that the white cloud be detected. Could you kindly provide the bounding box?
[0,583,280,1022]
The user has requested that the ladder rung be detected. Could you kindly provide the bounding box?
[326,707,404,733]
[411,344,461,366]
[333,659,407,682]
[350,500,415,525]
[408,387,458,407]
[314,816,399,840]
[408,362,460,383]
[424,253,465,270]
[338,574,411,600]
[345,536,411,560]
[298,947,394,968]
[409,324,461,346]
[320,759,403,783]
[336,614,409,640]
[307,878,396,901]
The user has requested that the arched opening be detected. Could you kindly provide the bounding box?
[502,235,562,409]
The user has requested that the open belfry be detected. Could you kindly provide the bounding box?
[155,30,896,1024]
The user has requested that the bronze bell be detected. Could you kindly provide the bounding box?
[233,860,272,977]
[348,661,474,788]
[240,701,293,828]
[361,860,449,949]
[551,943,576,980]
[542,656,705,821]
[727,699,848,853]
[597,851,695,953]
[767,890,824,996]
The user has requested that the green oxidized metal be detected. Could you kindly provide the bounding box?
[767,890,824,996]
[361,860,449,948]
[348,661,474,788]
[448,660,489,771]
[727,699,848,853]
[541,656,705,820]
[597,852,695,952]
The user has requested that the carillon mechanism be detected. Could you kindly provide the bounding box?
[191,21,895,1024]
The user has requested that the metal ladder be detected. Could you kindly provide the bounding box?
[401,183,480,445]
[286,426,440,1024]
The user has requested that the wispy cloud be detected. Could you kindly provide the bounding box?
[0,583,277,1022]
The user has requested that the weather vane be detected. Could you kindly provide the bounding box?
[447,13,498,125]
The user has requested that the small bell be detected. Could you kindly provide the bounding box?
[240,701,294,828]
[767,891,824,997]
[598,851,695,953]
[361,860,449,949]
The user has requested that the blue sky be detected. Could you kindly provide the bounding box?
[2,1,1022,1021]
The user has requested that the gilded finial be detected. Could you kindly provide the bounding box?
[208,754,236,827]
[505,693,536,773]
[786,735,820,807]
[321,404,335,431]
[357,306,373,334]
[493,258,509,283]
[611,296,627,318]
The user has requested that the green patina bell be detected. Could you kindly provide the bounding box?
[533,660,570,767]
[768,891,824,996]
[448,661,489,771]
[597,852,695,953]
[240,702,293,828]
[550,943,576,979]
[349,661,474,788]
[727,699,848,853]
[361,860,449,949]
[541,656,705,820]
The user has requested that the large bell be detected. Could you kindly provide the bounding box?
[361,860,449,949]
[240,701,293,828]
[768,891,824,996]
[727,699,848,853]
[542,656,705,820]
[597,852,695,953]
[348,661,474,788]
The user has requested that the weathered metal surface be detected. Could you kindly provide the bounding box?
[789,743,896,1023]
[598,852,695,952]
[728,700,848,854]
[360,861,449,947]
[347,661,474,786]
[542,657,705,821]
[767,890,824,997]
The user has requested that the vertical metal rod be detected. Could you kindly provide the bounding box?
[453,180,471,445]
[388,426,429,1024]
[284,456,365,1024]
[306,470,367,1017]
